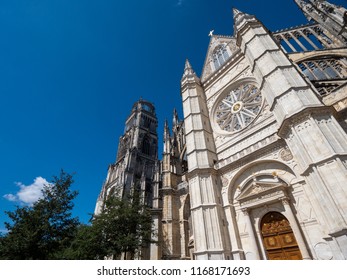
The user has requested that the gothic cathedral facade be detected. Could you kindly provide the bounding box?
[95,1,347,260]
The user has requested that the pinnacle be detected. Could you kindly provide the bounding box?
[173,108,179,126]
[293,0,307,8]
[173,108,178,117]
[184,59,192,71]
[182,58,196,78]
[164,119,169,129]
[232,7,253,19]
[233,7,259,33]
[232,8,242,18]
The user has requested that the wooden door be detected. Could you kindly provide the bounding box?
[261,212,302,260]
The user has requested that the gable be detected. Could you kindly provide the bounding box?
[236,176,288,203]
[200,35,239,82]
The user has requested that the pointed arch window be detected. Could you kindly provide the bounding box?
[212,44,230,70]
[142,136,151,156]
[297,56,347,96]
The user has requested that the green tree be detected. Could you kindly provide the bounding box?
[92,192,154,259]
[0,170,79,259]
[60,223,106,260]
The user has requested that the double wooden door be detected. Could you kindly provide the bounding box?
[261,212,302,260]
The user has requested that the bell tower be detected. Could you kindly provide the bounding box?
[95,99,159,214]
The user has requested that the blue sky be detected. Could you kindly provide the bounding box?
[1,0,346,230]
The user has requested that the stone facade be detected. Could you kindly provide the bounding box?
[96,1,347,260]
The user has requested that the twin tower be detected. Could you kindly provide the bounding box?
[96,1,347,260]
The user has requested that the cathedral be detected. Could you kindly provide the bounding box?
[95,0,347,260]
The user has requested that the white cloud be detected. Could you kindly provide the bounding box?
[3,177,50,205]
[3,193,16,202]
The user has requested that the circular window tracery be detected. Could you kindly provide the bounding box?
[215,84,262,133]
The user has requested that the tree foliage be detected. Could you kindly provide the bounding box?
[61,192,154,260]
[0,171,154,260]
[0,170,79,259]
[60,223,105,260]
[93,193,153,259]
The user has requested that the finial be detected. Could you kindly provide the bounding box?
[208,30,214,37]
[184,58,192,70]
[233,8,242,18]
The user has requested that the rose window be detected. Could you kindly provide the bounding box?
[215,84,262,133]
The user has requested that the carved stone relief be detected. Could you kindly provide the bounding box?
[280,147,294,162]
[221,175,229,188]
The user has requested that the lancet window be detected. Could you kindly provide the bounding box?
[142,136,151,156]
[212,44,230,70]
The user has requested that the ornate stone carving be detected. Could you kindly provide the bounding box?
[262,215,291,235]
[280,147,294,161]
[279,197,290,205]
[221,175,229,188]
[207,95,218,111]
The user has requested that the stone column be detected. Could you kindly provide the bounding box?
[180,220,187,259]
[224,204,244,260]
[298,30,319,50]
[242,208,261,260]
[281,198,312,260]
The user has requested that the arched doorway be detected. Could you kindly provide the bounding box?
[261,212,303,260]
